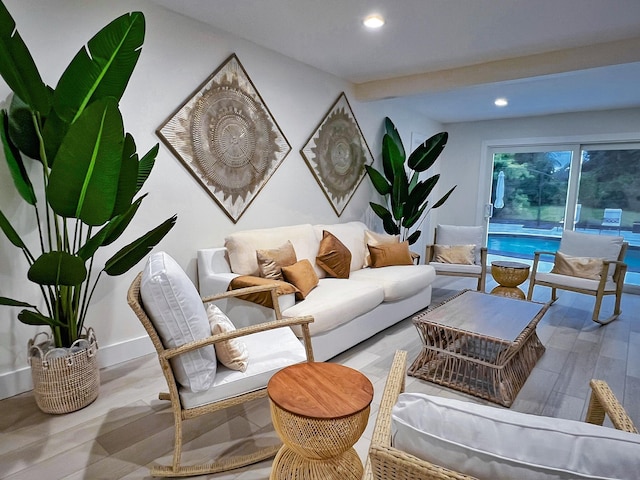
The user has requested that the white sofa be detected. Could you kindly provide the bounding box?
[197,221,436,361]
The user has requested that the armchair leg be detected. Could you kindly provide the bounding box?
[591,293,621,325]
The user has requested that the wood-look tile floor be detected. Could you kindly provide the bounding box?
[2,276,639,479]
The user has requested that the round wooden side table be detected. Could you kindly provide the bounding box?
[491,260,530,299]
[267,362,374,480]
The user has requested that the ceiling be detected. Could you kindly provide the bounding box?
[150,0,640,123]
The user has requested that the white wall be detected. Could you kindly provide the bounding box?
[0,0,441,398]
[435,108,640,227]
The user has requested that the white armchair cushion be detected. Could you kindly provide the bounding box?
[534,272,617,292]
[559,230,623,276]
[179,326,306,409]
[436,225,484,264]
[429,262,483,275]
[141,252,217,392]
[392,392,640,480]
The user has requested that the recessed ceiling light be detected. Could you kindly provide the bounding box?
[363,14,385,29]
[494,98,508,107]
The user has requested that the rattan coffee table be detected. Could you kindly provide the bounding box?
[408,290,549,407]
[268,362,373,479]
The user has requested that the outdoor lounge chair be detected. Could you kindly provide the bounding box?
[527,230,628,325]
[601,208,622,234]
[363,350,638,480]
[127,252,314,477]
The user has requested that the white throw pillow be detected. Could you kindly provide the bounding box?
[392,392,640,480]
[207,304,249,372]
[140,252,216,392]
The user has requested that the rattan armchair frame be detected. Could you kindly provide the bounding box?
[363,350,637,480]
[526,241,628,325]
[127,273,314,477]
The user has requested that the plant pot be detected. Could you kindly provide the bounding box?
[28,327,100,414]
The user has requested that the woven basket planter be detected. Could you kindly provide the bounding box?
[28,327,100,414]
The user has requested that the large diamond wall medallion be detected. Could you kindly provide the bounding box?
[157,54,291,223]
[301,93,373,216]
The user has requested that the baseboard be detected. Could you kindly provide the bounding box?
[0,335,155,401]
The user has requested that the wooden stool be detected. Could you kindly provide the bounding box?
[268,362,373,479]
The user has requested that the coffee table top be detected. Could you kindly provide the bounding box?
[268,362,373,419]
[413,290,547,342]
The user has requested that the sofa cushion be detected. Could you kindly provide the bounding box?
[179,325,306,409]
[207,304,248,372]
[364,230,399,267]
[316,230,352,279]
[315,222,367,273]
[283,278,384,336]
[140,252,217,392]
[225,224,318,276]
[256,240,297,280]
[282,259,319,300]
[392,392,640,480]
[350,265,436,301]
[368,241,413,267]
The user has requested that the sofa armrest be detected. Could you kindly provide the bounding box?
[198,248,237,296]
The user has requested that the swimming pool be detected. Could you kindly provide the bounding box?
[487,234,640,273]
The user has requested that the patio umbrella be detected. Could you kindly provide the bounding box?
[494,171,505,209]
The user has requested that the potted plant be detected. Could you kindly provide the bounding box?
[365,117,456,244]
[0,3,176,413]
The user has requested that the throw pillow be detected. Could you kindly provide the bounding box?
[368,241,413,268]
[363,230,399,267]
[433,244,475,265]
[551,251,604,280]
[281,259,319,300]
[316,230,352,279]
[140,251,216,392]
[228,275,299,308]
[206,304,249,372]
[256,240,297,280]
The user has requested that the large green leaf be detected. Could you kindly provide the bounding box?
[18,310,66,328]
[28,251,87,286]
[383,117,405,160]
[369,202,399,235]
[136,143,158,193]
[111,133,138,217]
[47,98,124,225]
[0,297,38,308]
[103,215,177,276]
[8,94,41,160]
[408,131,448,172]
[381,134,403,182]
[408,175,439,208]
[365,165,391,196]
[1,110,36,204]
[54,11,145,123]
[0,2,51,114]
[432,186,457,209]
[403,202,428,229]
[0,208,27,249]
[406,230,421,245]
[390,168,408,221]
[41,108,68,166]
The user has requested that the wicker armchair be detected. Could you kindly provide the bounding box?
[363,350,638,480]
[127,273,314,477]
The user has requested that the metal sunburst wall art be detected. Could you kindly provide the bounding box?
[157,54,291,223]
[301,93,373,216]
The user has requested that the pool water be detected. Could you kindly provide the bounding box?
[487,234,640,273]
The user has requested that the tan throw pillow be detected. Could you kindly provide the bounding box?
[281,259,319,300]
[206,304,248,372]
[256,241,297,280]
[316,230,352,279]
[433,244,475,265]
[368,241,413,268]
[228,275,299,308]
[364,230,399,267]
[551,251,604,280]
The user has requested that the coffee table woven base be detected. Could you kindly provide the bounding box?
[408,290,548,407]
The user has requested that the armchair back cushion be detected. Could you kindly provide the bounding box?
[436,224,484,264]
[558,230,623,276]
[392,392,640,480]
[140,252,217,392]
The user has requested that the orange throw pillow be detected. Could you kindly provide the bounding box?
[316,230,352,279]
[368,241,413,267]
[281,259,319,300]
